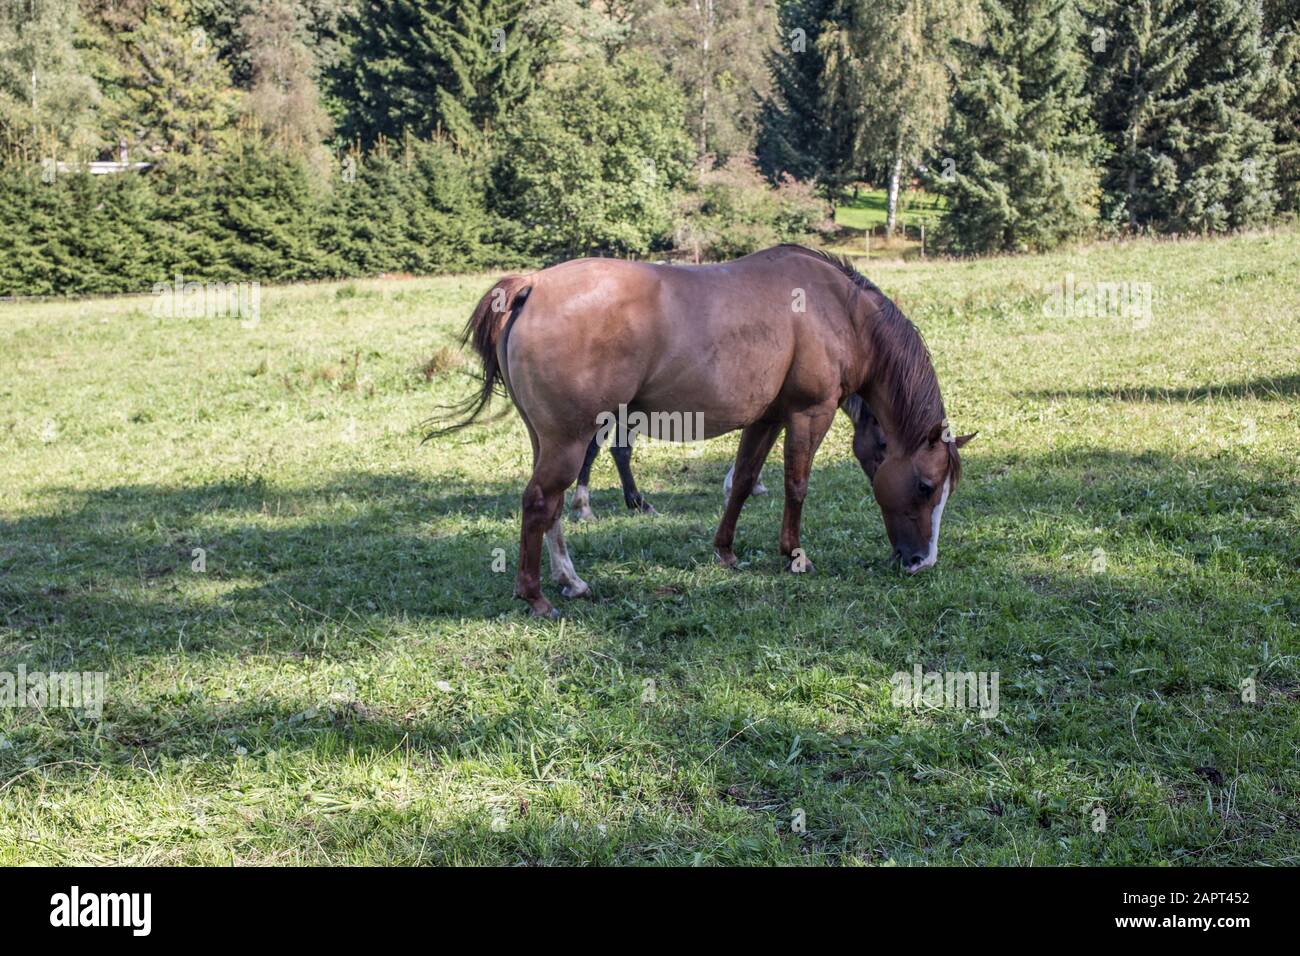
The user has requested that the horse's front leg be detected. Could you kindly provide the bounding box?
[723,463,768,501]
[779,404,836,572]
[610,441,655,513]
[713,421,782,567]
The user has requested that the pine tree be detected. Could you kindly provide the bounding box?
[1090,0,1276,232]
[402,135,499,271]
[0,165,43,293]
[932,0,1105,253]
[211,133,337,280]
[60,169,159,291]
[1260,0,1300,213]
[19,166,78,292]
[118,0,240,160]
[0,168,153,294]
[333,0,543,147]
[1177,0,1277,230]
[151,160,229,280]
[321,133,499,276]
[326,139,414,275]
[756,0,841,183]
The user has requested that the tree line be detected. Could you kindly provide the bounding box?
[2,0,1297,295]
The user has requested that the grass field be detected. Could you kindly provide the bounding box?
[2,229,1298,865]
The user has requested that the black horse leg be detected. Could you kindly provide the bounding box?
[571,434,602,520]
[611,442,655,514]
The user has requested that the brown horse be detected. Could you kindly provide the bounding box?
[439,244,973,617]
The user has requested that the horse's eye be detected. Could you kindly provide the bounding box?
[918,480,934,498]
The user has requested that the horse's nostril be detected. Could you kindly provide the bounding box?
[909,554,924,566]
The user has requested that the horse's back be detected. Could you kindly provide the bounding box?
[505,248,851,440]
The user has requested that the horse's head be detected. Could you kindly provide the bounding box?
[869,421,974,573]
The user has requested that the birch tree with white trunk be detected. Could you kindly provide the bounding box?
[820,0,979,234]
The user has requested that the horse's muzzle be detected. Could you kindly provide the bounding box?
[893,547,932,574]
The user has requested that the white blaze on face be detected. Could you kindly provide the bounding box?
[910,477,950,573]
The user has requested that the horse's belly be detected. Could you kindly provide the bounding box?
[633,320,794,438]
[628,397,766,440]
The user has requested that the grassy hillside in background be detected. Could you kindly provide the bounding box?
[1,229,1297,864]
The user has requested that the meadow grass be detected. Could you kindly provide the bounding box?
[1,230,1297,865]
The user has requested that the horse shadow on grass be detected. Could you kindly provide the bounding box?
[1,442,1295,658]
[1020,371,1300,403]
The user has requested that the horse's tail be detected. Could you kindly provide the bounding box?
[424,274,533,439]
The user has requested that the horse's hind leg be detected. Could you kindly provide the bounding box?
[713,421,782,567]
[571,434,601,521]
[516,439,589,617]
[611,441,655,514]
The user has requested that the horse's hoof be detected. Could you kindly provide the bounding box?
[753,481,769,495]
[786,548,814,573]
[715,548,738,569]
[573,507,596,522]
[562,581,592,599]
[639,502,657,515]
[524,600,559,619]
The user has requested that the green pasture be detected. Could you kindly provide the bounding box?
[1,229,1296,864]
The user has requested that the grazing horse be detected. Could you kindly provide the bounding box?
[576,396,886,521]
[438,244,973,617]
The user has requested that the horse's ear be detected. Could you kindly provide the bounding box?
[926,421,946,446]
[954,431,977,448]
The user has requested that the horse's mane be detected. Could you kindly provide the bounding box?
[774,244,961,486]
